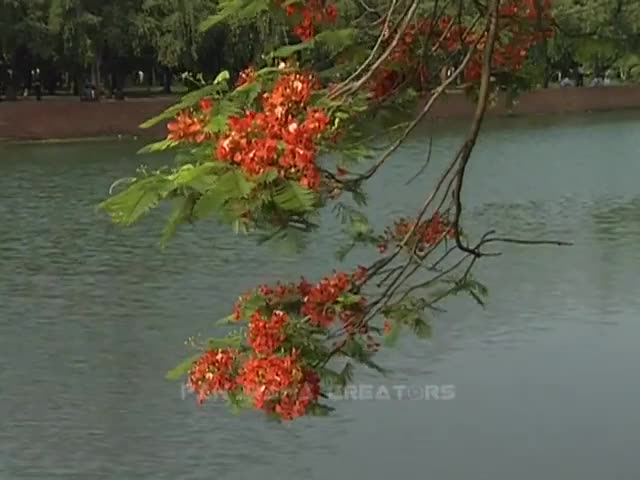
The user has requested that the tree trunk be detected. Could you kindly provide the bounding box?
[534,0,550,88]
[6,56,18,100]
[94,55,102,100]
[163,67,172,94]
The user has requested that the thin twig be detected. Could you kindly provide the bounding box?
[405,136,433,185]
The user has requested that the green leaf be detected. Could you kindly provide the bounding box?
[351,189,368,207]
[314,28,357,55]
[170,164,218,188]
[213,70,230,85]
[255,169,279,184]
[206,114,229,134]
[338,293,362,306]
[348,211,370,236]
[239,293,268,320]
[226,390,253,413]
[165,353,201,380]
[411,318,432,339]
[160,195,196,249]
[319,363,354,393]
[199,0,269,31]
[382,299,433,341]
[140,83,226,129]
[273,180,318,212]
[100,176,175,226]
[137,139,178,154]
[271,40,315,58]
[216,315,237,325]
[207,335,243,350]
[193,187,227,219]
[341,338,386,374]
[215,170,255,198]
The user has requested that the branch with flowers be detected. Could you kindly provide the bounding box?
[100,0,565,422]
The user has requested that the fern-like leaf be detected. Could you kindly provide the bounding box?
[215,170,255,198]
[273,180,318,212]
[160,194,196,248]
[100,176,175,226]
[137,139,179,154]
[271,40,315,58]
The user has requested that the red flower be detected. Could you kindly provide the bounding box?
[275,370,320,420]
[216,71,329,191]
[199,98,214,114]
[166,111,207,143]
[383,320,392,335]
[248,310,289,356]
[324,4,338,22]
[302,272,351,327]
[280,0,339,41]
[352,266,368,282]
[238,352,302,404]
[379,212,456,253]
[188,348,239,403]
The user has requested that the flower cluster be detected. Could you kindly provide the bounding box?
[368,19,432,100]
[188,346,321,420]
[280,0,338,41]
[248,310,289,355]
[377,212,456,254]
[188,348,238,404]
[216,72,330,190]
[368,0,553,97]
[238,351,321,419]
[166,98,214,143]
[459,0,553,81]
[187,267,374,421]
[234,267,368,330]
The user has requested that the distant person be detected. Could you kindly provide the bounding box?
[32,67,42,101]
[576,64,585,87]
[80,82,97,102]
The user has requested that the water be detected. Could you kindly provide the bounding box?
[1,111,640,479]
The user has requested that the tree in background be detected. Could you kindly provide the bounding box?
[550,0,640,80]
[0,0,52,98]
[2,0,640,99]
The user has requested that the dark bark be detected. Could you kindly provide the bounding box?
[163,67,172,93]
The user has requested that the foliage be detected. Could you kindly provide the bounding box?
[550,0,640,76]
[97,0,564,423]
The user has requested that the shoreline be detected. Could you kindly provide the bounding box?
[2,86,640,142]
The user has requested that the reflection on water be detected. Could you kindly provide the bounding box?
[1,111,640,480]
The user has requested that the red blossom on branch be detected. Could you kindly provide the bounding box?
[377,212,456,253]
[280,0,338,41]
[248,310,289,356]
[216,72,330,189]
[188,348,239,403]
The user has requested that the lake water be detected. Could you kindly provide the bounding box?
[1,111,640,479]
